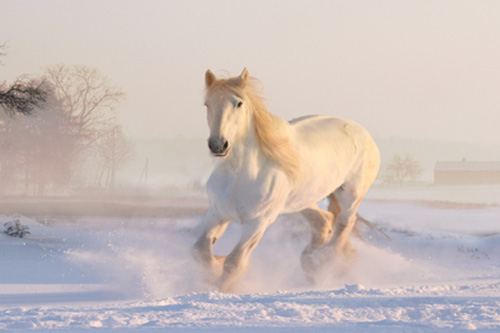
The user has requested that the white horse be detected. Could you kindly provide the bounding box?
[192,68,380,292]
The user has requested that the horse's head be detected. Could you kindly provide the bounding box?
[204,68,251,157]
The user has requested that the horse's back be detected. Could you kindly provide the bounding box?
[290,115,366,139]
[290,115,376,158]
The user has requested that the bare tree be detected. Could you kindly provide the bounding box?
[44,64,125,151]
[0,84,75,196]
[1,61,128,195]
[0,43,47,115]
[381,154,424,186]
[94,125,134,190]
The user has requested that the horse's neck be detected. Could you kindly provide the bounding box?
[224,120,264,175]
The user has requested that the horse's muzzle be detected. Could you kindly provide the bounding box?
[208,137,229,156]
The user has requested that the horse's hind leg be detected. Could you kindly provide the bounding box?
[329,184,367,260]
[327,193,341,230]
[300,204,334,279]
[330,139,380,259]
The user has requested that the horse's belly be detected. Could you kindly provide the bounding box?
[283,174,343,213]
[283,147,352,212]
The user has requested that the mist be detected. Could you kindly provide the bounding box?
[1,0,500,272]
[2,0,500,140]
[0,0,499,210]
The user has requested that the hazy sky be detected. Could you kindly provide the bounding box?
[1,0,500,144]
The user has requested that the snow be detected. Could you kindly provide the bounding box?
[1,194,500,331]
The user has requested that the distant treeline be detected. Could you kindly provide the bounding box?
[0,64,133,196]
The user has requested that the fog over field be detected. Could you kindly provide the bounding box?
[2,0,500,193]
[119,136,500,189]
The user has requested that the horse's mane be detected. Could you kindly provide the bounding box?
[207,76,301,180]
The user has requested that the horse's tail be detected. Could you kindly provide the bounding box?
[355,214,391,240]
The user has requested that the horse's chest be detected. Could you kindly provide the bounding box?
[207,168,286,222]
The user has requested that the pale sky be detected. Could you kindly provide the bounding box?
[1,0,500,144]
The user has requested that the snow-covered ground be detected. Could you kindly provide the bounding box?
[1,195,500,331]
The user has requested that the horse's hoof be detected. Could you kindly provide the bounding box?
[217,280,236,293]
[334,242,357,261]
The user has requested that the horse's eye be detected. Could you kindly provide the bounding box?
[236,101,243,108]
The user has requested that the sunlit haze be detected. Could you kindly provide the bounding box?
[2,0,499,144]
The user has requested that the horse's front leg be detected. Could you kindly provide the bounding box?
[192,208,230,282]
[217,218,269,293]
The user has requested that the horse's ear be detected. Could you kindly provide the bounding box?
[205,70,216,88]
[238,68,249,84]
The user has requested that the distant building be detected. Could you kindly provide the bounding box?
[434,160,500,185]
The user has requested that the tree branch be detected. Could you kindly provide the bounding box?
[0,79,48,115]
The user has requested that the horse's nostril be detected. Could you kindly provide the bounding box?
[208,138,229,155]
